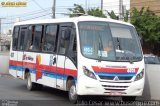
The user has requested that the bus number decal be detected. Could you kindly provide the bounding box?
[83,46,93,55]
[127,68,136,73]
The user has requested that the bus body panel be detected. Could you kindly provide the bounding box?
[9,51,77,90]
[76,55,145,96]
[9,51,18,78]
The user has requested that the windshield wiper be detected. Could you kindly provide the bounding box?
[116,37,121,50]
[98,33,103,62]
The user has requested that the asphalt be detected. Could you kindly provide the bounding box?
[0,74,159,106]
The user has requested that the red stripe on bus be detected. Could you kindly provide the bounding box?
[9,60,77,77]
[92,66,139,73]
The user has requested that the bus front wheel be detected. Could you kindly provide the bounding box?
[68,80,78,104]
[26,73,36,91]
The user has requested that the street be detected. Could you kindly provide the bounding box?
[0,74,159,106]
[0,74,74,106]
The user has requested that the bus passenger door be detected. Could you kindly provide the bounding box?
[16,26,28,79]
[56,25,72,90]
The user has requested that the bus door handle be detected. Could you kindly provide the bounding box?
[53,57,56,65]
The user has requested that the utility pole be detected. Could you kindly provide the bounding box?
[0,18,5,51]
[85,0,88,14]
[52,0,56,18]
[101,0,103,12]
[119,0,123,21]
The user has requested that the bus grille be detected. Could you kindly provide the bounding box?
[99,76,132,81]
[102,85,129,92]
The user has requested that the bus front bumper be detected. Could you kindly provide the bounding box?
[77,75,144,96]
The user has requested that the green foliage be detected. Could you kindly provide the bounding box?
[68,4,106,18]
[107,10,129,22]
[131,7,160,44]
[68,4,85,17]
[124,10,129,22]
[88,8,106,18]
[107,10,119,20]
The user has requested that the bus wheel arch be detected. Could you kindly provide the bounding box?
[24,68,30,79]
[66,76,74,91]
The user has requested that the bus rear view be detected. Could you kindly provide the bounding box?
[73,20,144,102]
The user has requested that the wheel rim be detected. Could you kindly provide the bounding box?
[27,75,31,88]
[69,85,77,100]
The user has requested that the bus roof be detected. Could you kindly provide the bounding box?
[14,16,133,26]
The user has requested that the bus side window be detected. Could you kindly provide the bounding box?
[25,26,34,51]
[31,25,43,51]
[18,27,28,51]
[12,26,19,51]
[58,27,71,55]
[67,28,77,63]
[43,25,57,52]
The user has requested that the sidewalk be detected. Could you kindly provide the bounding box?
[0,52,9,74]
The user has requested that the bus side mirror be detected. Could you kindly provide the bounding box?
[138,33,143,46]
[138,36,143,46]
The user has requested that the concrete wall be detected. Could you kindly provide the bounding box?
[0,52,9,74]
[143,64,160,100]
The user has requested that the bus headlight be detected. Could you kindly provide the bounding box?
[83,66,97,80]
[135,69,144,81]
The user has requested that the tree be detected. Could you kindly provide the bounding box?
[68,4,106,18]
[131,7,160,54]
[88,8,106,18]
[107,10,129,22]
[68,4,85,17]
[107,10,119,20]
[124,10,129,22]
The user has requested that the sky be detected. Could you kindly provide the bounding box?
[103,0,130,15]
[0,0,100,33]
[0,0,130,33]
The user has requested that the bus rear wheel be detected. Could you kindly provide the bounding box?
[26,73,36,91]
[68,80,78,104]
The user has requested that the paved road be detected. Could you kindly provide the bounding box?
[0,74,159,106]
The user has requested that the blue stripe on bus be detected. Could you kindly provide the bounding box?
[95,72,136,77]
[9,65,77,80]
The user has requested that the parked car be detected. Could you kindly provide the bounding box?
[144,54,160,64]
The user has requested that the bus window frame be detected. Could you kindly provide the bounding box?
[31,25,44,52]
[56,22,77,66]
[57,23,73,56]
[42,24,58,53]
[17,25,28,51]
[12,26,20,51]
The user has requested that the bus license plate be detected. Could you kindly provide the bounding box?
[109,92,121,96]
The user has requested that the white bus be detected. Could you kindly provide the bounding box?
[9,16,145,103]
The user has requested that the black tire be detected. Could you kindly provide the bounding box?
[122,96,136,101]
[68,80,78,104]
[26,73,36,91]
[35,83,43,90]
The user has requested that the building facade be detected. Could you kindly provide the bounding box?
[130,0,160,15]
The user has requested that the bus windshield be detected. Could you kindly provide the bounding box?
[78,21,143,62]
